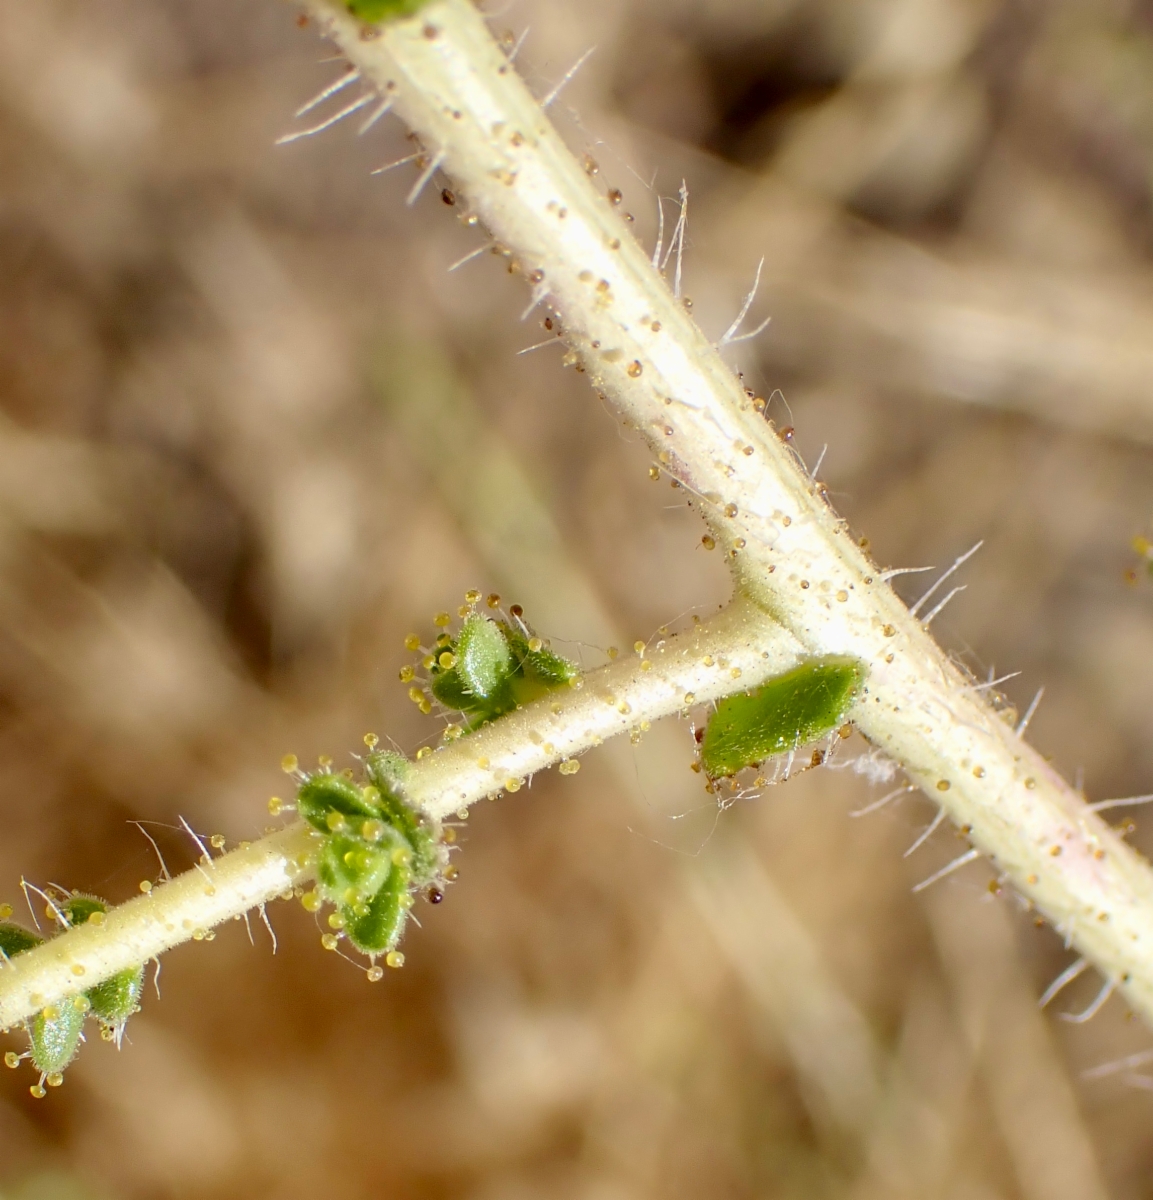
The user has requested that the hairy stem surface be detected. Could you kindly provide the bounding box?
[292,0,1153,1023]
[0,599,799,1029]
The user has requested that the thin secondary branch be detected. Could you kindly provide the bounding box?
[291,0,1153,1024]
[0,599,800,1030]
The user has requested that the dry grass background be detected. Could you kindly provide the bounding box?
[2,0,1153,1197]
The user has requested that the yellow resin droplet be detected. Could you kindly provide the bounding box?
[528,637,543,653]
[506,778,522,793]
[328,912,345,930]
[210,834,226,849]
[404,633,421,651]
[465,589,481,604]
[683,692,696,705]
[46,1073,64,1088]
[606,646,619,660]
[486,593,501,608]
[139,880,153,894]
[326,811,348,832]
[391,847,412,866]
[434,611,451,627]
[416,746,432,759]
[385,951,405,968]
[0,904,11,920]
[633,641,646,654]
[301,891,321,912]
[558,759,580,775]
[268,796,283,816]
[70,964,85,977]
[4,1051,20,1069]
[30,1085,46,1099]
[399,665,415,682]
[317,754,333,769]
[366,965,385,982]
[361,819,385,842]
[364,732,379,749]
[439,651,456,669]
[321,933,339,951]
[281,754,298,773]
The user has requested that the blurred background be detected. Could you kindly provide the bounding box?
[2,0,1153,1196]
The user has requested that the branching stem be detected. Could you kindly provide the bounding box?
[288,0,1153,1024]
[0,598,799,1029]
[7,0,1153,1037]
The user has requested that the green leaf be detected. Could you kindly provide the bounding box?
[30,998,86,1077]
[58,893,108,927]
[700,656,865,779]
[345,0,431,23]
[455,613,514,700]
[86,968,144,1028]
[316,835,396,904]
[297,774,382,834]
[0,921,43,958]
[341,863,409,955]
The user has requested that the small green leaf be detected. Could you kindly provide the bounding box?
[425,609,579,728]
[0,921,43,958]
[700,656,865,779]
[297,774,382,833]
[58,893,108,927]
[317,835,396,902]
[455,613,514,701]
[30,998,86,1077]
[86,968,144,1028]
[345,0,430,23]
[342,863,409,955]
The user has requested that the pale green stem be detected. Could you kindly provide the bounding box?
[287,0,1153,1025]
[0,598,799,1030]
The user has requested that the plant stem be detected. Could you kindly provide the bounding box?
[290,0,1153,1024]
[0,598,800,1029]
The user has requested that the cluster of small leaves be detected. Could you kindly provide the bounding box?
[1,894,144,1097]
[699,656,865,780]
[401,592,580,731]
[294,748,450,970]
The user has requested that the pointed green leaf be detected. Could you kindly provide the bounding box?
[701,656,865,779]
[30,998,86,1076]
[0,922,43,959]
[297,774,382,833]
